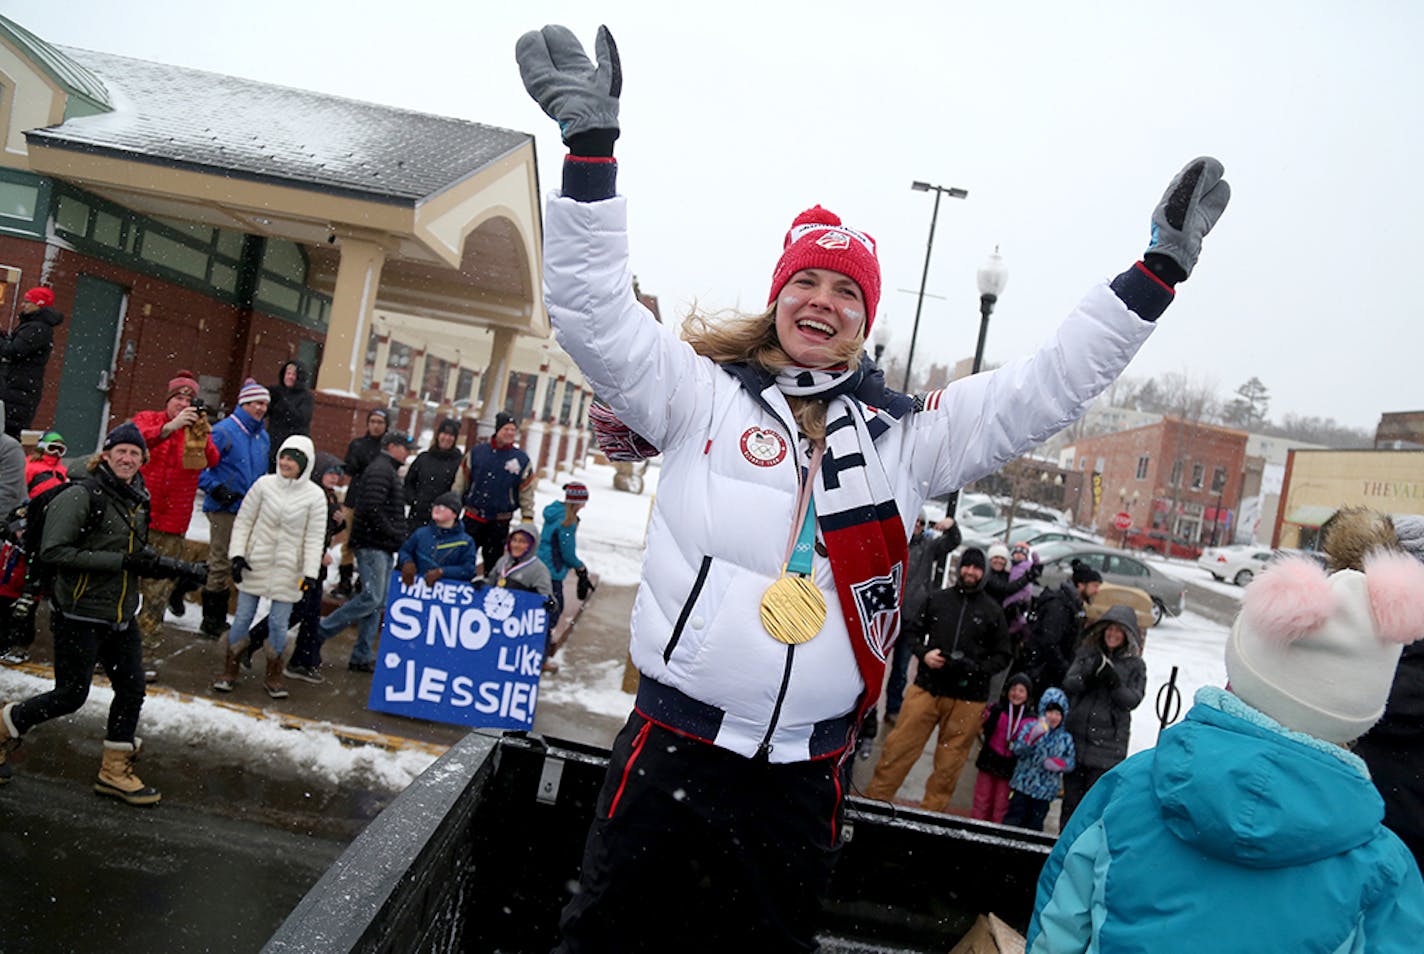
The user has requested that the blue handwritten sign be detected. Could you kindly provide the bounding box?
[367,571,548,730]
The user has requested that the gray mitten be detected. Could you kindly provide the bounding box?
[515,24,621,143]
[1146,157,1230,280]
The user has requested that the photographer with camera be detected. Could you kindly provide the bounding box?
[0,422,203,803]
[134,371,220,652]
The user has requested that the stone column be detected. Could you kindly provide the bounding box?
[316,236,386,395]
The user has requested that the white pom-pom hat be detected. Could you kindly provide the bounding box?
[1226,551,1424,744]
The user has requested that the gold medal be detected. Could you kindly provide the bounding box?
[760,573,826,645]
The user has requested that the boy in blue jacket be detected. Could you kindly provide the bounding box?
[397,492,478,586]
[1005,687,1075,832]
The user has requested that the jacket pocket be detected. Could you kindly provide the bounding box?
[663,555,713,665]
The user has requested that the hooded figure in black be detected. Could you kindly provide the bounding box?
[266,360,313,470]
[404,418,464,528]
[0,287,64,439]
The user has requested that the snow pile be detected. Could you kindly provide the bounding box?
[537,658,636,718]
[0,667,438,792]
[529,460,659,587]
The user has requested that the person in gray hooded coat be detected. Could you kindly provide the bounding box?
[1061,603,1147,825]
[0,401,26,519]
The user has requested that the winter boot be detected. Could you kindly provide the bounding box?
[212,638,247,693]
[242,616,270,671]
[331,564,355,599]
[94,739,161,806]
[0,702,20,785]
[167,577,198,618]
[199,588,230,640]
[263,646,289,700]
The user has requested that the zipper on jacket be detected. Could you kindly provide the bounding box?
[756,645,796,759]
[663,555,713,664]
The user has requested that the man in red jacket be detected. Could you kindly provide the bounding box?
[134,371,219,650]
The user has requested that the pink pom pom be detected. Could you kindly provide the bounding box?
[1364,550,1424,644]
[1241,555,1335,645]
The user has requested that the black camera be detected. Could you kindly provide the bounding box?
[157,555,208,583]
[190,396,208,418]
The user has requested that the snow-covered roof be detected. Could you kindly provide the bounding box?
[26,46,532,205]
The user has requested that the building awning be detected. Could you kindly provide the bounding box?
[1284,504,1338,527]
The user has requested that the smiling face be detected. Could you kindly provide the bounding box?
[436,430,456,451]
[277,455,301,479]
[773,268,866,368]
[105,443,144,481]
[507,533,531,559]
[1044,708,1064,729]
[283,364,299,387]
[1007,683,1029,706]
[1103,623,1127,651]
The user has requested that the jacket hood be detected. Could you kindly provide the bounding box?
[543,499,568,523]
[276,360,308,390]
[311,451,345,483]
[1152,687,1383,869]
[1083,603,1141,656]
[1039,686,1069,718]
[24,306,63,327]
[277,435,316,481]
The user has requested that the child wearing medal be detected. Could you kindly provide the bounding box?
[516,23,1230,951]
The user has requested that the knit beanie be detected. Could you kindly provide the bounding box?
[237,378,270,405]
[1394,515,1424,562]
[495,411,518,432]
[23,287,54,308]
[564,481,589,504]
[1071,560,1103,585]
[1226,551,1424,744]
[1005,672,1033,696]
[987,542,1011,562]
[1010,541,1032,560]
[167,369,200,400]
[437,417,461,437]
[103,421,147,454]
[959,547,986,570]
[767,206,882,332]
[432,491,463,514]
[278,446,309,473]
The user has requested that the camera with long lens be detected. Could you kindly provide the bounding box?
[157,555,208,582]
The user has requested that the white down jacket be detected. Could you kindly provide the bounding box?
[229,435,328,604]
[544,194,1158,763]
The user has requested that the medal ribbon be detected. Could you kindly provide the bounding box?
[781,445,824,575]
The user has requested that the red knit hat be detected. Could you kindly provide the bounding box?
[564,482,589,504]
[767,206,881,332]
[167,369,200,400]
[24,287,55,308]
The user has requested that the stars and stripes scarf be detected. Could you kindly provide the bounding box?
[774,359,911,732]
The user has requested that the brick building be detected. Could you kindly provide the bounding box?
[0,14,594,477]
[1375,410,1424,450]
[1062,416,1248,545]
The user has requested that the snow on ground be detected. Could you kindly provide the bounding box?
[1150,557,1252,601]
[1128,609,1229,756]
[0,666,438,791]
[530,459,659,586]
[537,657,638,719]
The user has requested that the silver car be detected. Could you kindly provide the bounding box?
[1032,541,1186,625]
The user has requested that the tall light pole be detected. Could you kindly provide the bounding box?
[904,180,968,391]
[972,246,1008,374]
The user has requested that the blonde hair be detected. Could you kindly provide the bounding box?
[680,304,865,443]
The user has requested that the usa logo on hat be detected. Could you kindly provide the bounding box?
[815,232,851,251]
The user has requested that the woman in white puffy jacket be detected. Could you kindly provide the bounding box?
[516,25,1230,952]
[211,435,327,699]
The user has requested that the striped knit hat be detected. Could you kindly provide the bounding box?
[564,482,589,504]
[237,378,270,406]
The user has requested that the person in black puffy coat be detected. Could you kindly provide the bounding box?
[404,418,464,528]
[265,360,313,470]
[0,287,64,439]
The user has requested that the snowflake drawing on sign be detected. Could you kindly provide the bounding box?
[483,587,517,621]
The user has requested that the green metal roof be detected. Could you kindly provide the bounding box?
[0,15,111,120]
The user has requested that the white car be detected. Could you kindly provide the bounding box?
[1197,545,1274,586]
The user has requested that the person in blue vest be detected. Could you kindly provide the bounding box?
[454,411,536,575]
[397,492,479,587]
[197,378,270,638]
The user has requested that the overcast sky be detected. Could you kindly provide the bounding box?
[7,0,1420,431]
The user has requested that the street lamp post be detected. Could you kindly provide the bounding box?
[972,246,1009,375]
[904,180,968,391]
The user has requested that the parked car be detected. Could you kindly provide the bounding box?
[1032,540,1186,625]
[1085,581,1157,636]
[1197,545,1274,586]
[1122,528,1202,561]
[1015,528,1098,549]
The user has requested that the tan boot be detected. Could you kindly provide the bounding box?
[0,702,20,785]
[212,638,247,693]
[94,739,161,806]
[263,646,289,700]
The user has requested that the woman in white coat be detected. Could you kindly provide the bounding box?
[212,435,327,698]
[516,25,1230,952]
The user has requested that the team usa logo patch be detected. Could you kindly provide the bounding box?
[739,427,788,467]
[849,563,903,662]
[815,232,851,251]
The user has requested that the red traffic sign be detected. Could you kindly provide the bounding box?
[1112,511,1133,531]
